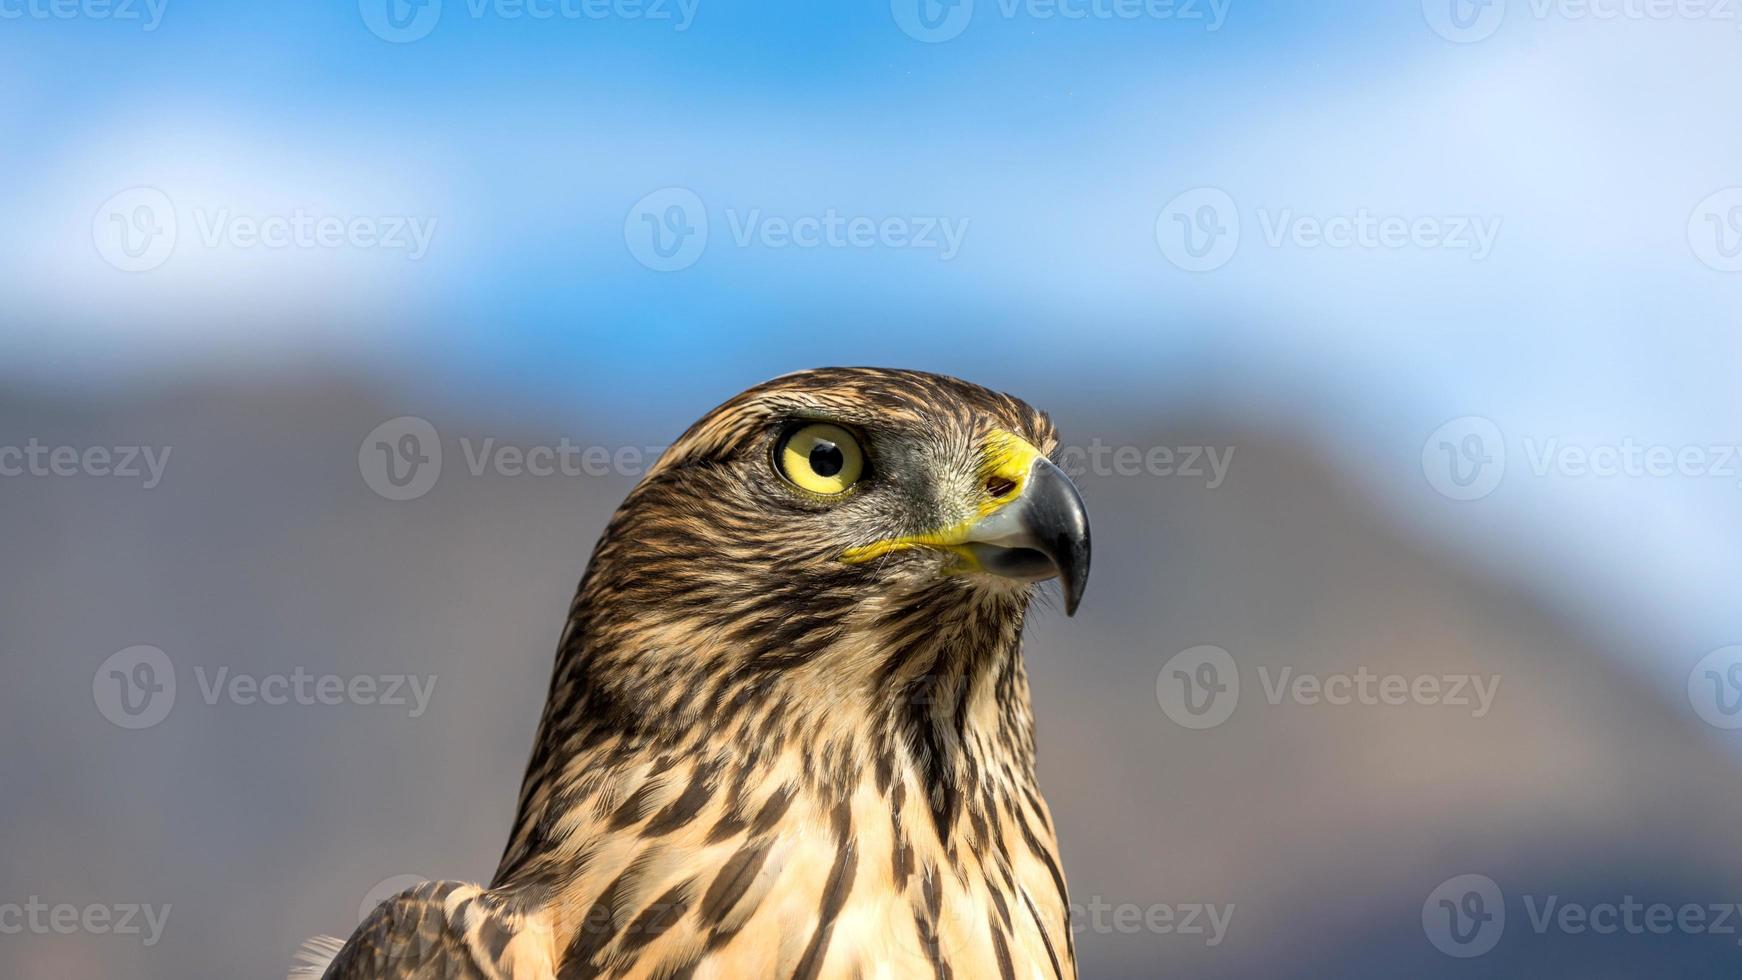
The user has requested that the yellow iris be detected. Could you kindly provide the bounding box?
[777,423,865,495]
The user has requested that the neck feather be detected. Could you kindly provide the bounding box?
[493,573,1039,889]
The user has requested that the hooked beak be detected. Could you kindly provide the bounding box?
[961,453,1092,615]
[841,431,1093,616]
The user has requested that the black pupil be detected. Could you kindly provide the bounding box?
[808,440,845,478]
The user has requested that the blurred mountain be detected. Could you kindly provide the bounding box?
[1,376,1737,979]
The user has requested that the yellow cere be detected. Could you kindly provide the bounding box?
[973,429,1043,518]
[840,429,1044,567]
[779,423,865,495]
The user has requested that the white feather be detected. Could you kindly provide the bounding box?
[287,934,345,980]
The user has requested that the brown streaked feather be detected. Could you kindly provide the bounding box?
[303,369,1077,980]
[310,881,556,980]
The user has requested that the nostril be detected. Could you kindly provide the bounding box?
[985,475,1018,499]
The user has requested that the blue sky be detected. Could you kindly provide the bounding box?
[4,0,1742,702]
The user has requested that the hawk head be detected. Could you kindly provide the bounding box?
[632,366,1088,612]
[543,367,1089,739]
[316,370,1092,979]
[579,365,1086,639]
[500,367,1090,892]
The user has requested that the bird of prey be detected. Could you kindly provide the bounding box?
[294,367,1091,980]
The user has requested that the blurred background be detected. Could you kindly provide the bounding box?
[4,0,1742,976]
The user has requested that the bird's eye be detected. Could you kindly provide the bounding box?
[776,423,865,495]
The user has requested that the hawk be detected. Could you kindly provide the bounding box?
[295,367,1091,979]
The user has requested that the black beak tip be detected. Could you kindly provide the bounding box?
[1059,530,1090,617]
[1025,456,1091,618]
